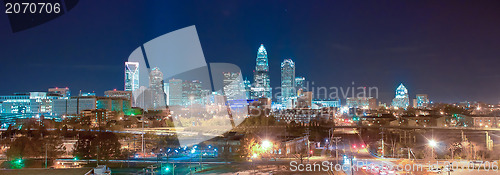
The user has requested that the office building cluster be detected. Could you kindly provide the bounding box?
[0,43,435,128]
[0,87,133,127]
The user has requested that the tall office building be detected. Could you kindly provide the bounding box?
[168,79,183,106]
[295,77,305,90]
[391,83,409,109]
[182,80,211,106]
[295,76,306,96]
[243,78,252,100]
[223,72,245,101]
[252,44,272,99]
[413,94,429,109]
[281,59,295,108]
[125,62,139,91]
[149,67,166,110]
[163,82,169,105]
[182,80,203,106]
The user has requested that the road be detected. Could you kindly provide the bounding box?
[54,127,497,174]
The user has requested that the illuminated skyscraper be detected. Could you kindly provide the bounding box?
[281,59,295,108]
[295,77,305,90]
[223,72,245,101]
[163,82,169,105]
[252,44,272,99]
[182,80,204,106]
[125,62,139,91]
[295,76,305,96]
[168,79,183,106]
[392,83,409,109]
[243,78,252,100]
[149,67,166,109]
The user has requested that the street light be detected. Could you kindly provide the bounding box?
[429,140,437,147]
[252,153,258,158]
[429,139,438,159]
[262,140,272,150]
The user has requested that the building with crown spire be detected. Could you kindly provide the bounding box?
[252,44,272,99]
[392,83,409,109]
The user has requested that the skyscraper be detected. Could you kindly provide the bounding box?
[295,77,305,90]
[252,44,272,99]
[164,82,169,105]
[223,72,245,101]
[182,80,204,106]
[125,62,139,91]
[281,59,295,108]
[295,76,305,96]
[243,78,252,100]
[168,79,183,106]
[149,67,166,109]
[392,83,409,109]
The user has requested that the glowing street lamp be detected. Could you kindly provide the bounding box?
[252,153,258,158]
[262,140,272,150]
[428,140,437,147]
[429,139,438,159]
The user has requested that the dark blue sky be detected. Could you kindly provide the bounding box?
[1,0,500,104]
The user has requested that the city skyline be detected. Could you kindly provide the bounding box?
[1,1,500,104]
[1,1,500,174]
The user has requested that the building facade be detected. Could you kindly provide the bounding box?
[413,94,429,109]
[223,72,246,102]
[0,91,64,127]
[295,76,306,94]
[149,67,166,110]
[168,79,183,106]
[281,59,296,109]
[312,99,341,108]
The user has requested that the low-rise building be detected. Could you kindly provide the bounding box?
[472,115,499,128]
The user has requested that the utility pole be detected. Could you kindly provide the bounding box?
[408,148,410,159]
[486,131,493,151]
[333,137,341,164]
[142,116,145,157]
[45,141,48,168]
[172,164,176,175]
[307,127,310,162]
[199,148,203,171]
[350,156,354,175]
[451,146,454,160]
[380,129,385,158]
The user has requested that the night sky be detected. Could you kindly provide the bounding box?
[1,0,500,104]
